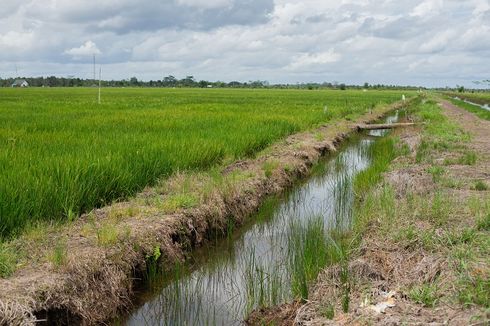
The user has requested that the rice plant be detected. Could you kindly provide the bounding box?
[0,88,408,238]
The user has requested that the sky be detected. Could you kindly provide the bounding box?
[0,0,489,87]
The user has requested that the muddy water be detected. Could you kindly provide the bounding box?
[121,114,399,326]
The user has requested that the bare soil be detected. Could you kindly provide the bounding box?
[0,101,409,325]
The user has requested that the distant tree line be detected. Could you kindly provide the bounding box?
[1,75,485,91]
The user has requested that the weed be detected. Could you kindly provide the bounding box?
[476,214,490,231]
[408,283,439,307]
[354,137,397,196]
[442,177,463,189]
[262,160,279,178]
[442,228,476,246]
[322,303,335,319]
[286,216,350,303]
[0,243,16,278]
[473,180,488,191]
[459,151,477,165]
[96,223,119,246]
[457,274,490,308]
[145,246,162,283]
[160,193,198,212]
[428,193,451,225]
[108,206,140,220]
[49,239,68,268]
[427,166,445,183]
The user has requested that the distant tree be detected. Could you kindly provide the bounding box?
[46,76,57,87]
[129,77,139,86]
[181,76,196,87]
[163,75,177,87]
[339,83,346,90]
[363,82,369,89]
[457,85,465,93]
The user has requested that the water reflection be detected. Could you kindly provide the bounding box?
[123,115,397,326]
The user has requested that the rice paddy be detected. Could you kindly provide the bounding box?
[0,87,406,238]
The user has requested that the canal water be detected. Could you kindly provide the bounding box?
[453,96,490,111]
[121,113,399,326]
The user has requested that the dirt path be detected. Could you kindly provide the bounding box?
[440,99,490,159]
[258,98,490,326]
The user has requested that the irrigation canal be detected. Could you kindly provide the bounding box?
[453,96,490,111]
[118,112,400,325]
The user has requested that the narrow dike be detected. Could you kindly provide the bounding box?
[0,99,412,325]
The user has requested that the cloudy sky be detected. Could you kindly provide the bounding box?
[1,0,489,87]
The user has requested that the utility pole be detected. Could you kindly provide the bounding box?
[93,54,96,83]
[98,66,101,104]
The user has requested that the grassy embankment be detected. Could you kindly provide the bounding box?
[248,96,489,324]
[445,92,490,121]
[0,88,408,278]
[313,97,489,322]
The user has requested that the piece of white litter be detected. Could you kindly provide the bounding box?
[369,297,396,314]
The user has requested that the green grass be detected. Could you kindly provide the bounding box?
[447,96,490,121]
[0,88,408,239]
[0,242,16,277]
[353,97,490,314]
[427,166,445,183]
[354,137,398,196]
[287,217,346,301]
[48,238,68,268]
[409,283,439,307]
[473,180,488,191]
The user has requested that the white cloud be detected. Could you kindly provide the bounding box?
[410,0,443,17]
[0,0,488,87]
[64,41,101,59]
[176,0,231,9]
[287,50,341,70]
[0,31,34,49]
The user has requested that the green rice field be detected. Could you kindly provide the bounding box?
[0,88,407,238]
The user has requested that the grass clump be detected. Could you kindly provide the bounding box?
[244,251,285,312]
[354,137,397,196]
[473,180,488,191]
[145,246,162,284]
[48,239,68,269]
[0,242,16,278]
[160,193,198,212]
[427,166,445,183]
[262,160,279,178]
[95,223,129,247]
[476,214,490,231]
[408,283,439,307]
[459,151,477,165]
[287,217,347,301]
[321,303,335,320]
